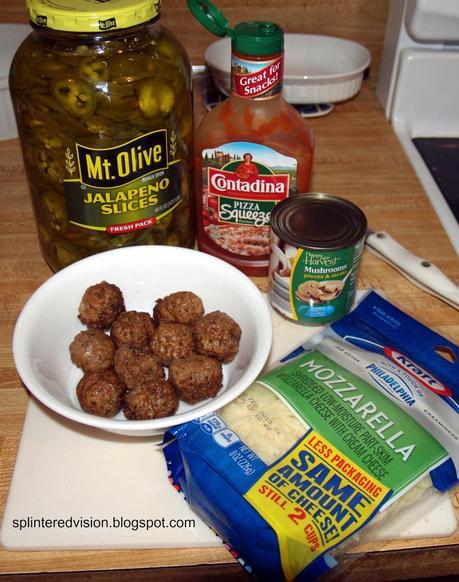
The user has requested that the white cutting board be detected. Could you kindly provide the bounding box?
[1,299,457,550]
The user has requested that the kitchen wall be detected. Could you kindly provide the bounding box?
[3,0,389,85]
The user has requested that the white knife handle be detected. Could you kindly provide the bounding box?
[366,231,459,310]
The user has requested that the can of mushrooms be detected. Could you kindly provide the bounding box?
[268,193,367,325]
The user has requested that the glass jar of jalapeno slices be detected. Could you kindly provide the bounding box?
[10,0,194,271]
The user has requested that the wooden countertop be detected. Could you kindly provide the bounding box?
[1,81,458,580]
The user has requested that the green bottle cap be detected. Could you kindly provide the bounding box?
[187,0,283,56]
[232,21,283,56]
[187,0,229,37]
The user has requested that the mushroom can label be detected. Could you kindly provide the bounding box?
[269,238,365,325]
[201,142,297,257]
[62,129,183,233]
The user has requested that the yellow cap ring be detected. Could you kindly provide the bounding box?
[27,0,160,33]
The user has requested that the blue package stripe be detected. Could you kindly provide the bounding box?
[430,458,458,493]
[164,417,391,581]
[164,421,287,581]
[164,418,354,580]
[331,291,459,395]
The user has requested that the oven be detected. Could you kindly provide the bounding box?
[376,0,459,255]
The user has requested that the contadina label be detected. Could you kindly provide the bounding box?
[63,129,181,233]
[201,141,296,257]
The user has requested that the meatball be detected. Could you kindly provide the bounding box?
[194,311,241,363]
[76,370,126,417]
[123,379,178,420]
[78,281,125,329]
[110,311,155,348]
[69,328,115,372]
[150,323,194,366]
[114,345,164,390]
[153,291,204,325]
[169,355,222,404]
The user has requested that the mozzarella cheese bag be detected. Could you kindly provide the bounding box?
[163,291,458,580]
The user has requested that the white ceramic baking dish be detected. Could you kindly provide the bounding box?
[205,33,371,104]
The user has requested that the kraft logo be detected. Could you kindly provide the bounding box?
[383,348,452,397]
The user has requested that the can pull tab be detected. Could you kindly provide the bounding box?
[187,0,231,37]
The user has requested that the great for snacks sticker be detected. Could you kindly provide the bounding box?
[232,55,283,99]
[244,430,390,581]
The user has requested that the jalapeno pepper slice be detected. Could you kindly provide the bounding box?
[79,58,110,83]
[49,239,82,267]
[110,53,155,83]
[137,79,176,118]
[34,126,65,149]
[41,189,68,233]
[52,77,97,118]
[34,149,64,183]
[36,58,69,78]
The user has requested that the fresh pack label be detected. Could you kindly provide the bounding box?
[63,129,182,232]
[232,54,283,99]
[201,142,296,257]
[244,429,390,581]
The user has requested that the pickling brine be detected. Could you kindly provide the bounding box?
[189,1,314,276]
[10,0,194,271]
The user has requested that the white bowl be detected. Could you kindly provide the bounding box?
[205,33,371,104]
[13,246,272,437]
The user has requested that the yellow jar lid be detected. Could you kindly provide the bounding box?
[27,0,160,33]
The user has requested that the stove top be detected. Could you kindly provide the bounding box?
[389,48,459,254]
[413,138,459,222]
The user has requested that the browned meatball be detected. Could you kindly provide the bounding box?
[123,379,178,420]
[76,370,126,417]
[79,281,125,329]
[114,345,164,390]
[194,311,241,363]
[153,291,204,325]
[110,311,155,348]
[150,323,194,366]
[169,355,222,405]
[69,328,115,372]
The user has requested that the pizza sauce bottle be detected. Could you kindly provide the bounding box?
[189,0,314,276]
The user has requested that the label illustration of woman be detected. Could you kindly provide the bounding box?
[235,153,259,181]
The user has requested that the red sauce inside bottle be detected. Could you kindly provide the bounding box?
[195,40,314,276]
